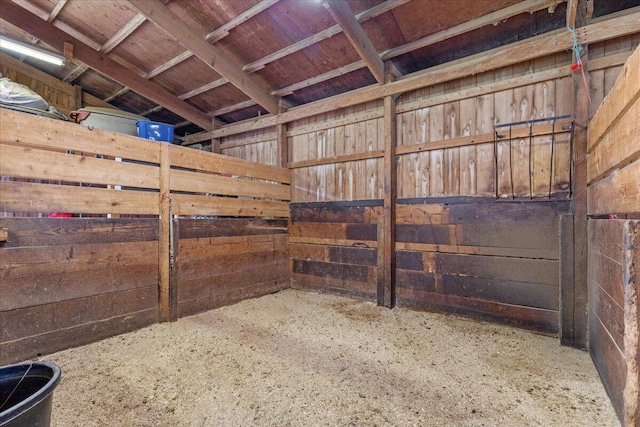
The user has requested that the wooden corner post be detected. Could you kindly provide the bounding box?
[158,143,173,322]
[378,95,397,308]
[277,101,289,168]
[561,0,590,348]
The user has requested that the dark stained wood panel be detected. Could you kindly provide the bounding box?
[395,199,566,334]
[0,218,159,365]
[175,218,289,318]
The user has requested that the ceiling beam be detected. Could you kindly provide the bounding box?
[64,12,147,83]
[1,1,213,130]
[323,0,385,85]
[47,0,68,22]
[243,0,410,73]
[195,7,640,140]
[142,0,280,80]
[206,0,280,43]
[130,0,280,115]
[272,0,565,96]
[101,13,147,53]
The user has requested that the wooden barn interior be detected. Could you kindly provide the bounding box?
[0,0,639,424]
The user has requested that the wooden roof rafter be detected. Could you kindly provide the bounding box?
[323,0,385,85]
[63,12,148,83]
[105,0,280,104]
[47,0,68,22]
[272,0,566,97]
[129,0,280,115]
[242,0,410,73]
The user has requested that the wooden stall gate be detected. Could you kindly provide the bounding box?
[0,109,290,365]
[587,45,640,427]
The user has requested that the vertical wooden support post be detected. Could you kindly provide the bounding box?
[623,221,640,426]
[560,214,575,340]
[211,120,221,154]
[378,95,397,308]
[562,0,589,348]
[73,84,82,110]
[277,101,289,168]
[158,143,172,322]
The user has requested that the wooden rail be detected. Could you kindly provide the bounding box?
[0,109,290,218]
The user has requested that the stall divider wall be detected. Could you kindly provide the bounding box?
[218,34,637,342]
[0,109,290,364]
[587,44,640,427]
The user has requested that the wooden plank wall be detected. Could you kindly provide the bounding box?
[220,127,278,166]
[176,218,289,317]
[396,199,569,334]
[587,43,640,427]
[0,109,291,363]
[289,202,381,300]
[0,218,159,365]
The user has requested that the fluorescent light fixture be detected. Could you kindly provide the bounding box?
[0,35,65,66]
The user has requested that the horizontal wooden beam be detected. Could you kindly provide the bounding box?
[130,0,280,115]
[288,150,384,169]
[206,0,279,43]
[396,120,573,155]
[207,8,640,138]
[2,1,213,131]
[324,0,385,85]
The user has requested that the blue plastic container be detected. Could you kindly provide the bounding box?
[136,120,175,143]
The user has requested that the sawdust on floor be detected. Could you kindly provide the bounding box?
[44,289,617,426]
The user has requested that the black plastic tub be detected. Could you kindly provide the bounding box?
[0,362,61,427]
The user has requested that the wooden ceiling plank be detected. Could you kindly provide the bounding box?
[212,100,258,116]
[567,0,579,28]
[272,60,365,96]
[272,0,565,97]
[323,0,385,85]
[47,0,68,22]
[101,13,147,53]
[64,13,147,84]
[1,1,212,130]
[103,86,133,103]
[140,105,163,116]
[206,0,280,43]
[204,8,640,139]
[62,64,89,83]
[243,0,409,73]
[145,51,192,79]
[179,78,229,100]
[130,0,280,115]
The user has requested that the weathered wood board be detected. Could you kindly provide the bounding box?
[175,218,289,318]
[0,218,159,364]
[396,199,569,334]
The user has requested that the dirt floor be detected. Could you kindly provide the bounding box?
[44,289,617,426]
